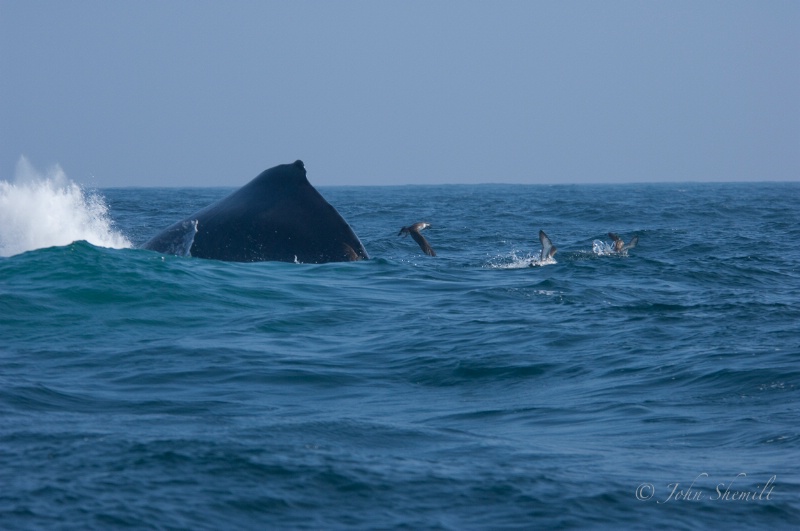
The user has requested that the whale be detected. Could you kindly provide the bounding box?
[398,222,436,256]
[142,160,368,263]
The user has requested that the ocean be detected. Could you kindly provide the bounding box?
[1,173,799,529]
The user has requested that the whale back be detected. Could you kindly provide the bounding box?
[143,160,368,263]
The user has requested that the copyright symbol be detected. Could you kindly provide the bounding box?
[636,483,655,501]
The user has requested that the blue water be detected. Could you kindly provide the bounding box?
[1,181,799,529]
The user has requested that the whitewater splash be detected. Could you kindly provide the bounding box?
[592,239,635,256]
[592,240,615,256]
[0,157,131,257]
[488,250,557,269]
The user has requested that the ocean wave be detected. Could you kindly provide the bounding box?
[0,157,131,257]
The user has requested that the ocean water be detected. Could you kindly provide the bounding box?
[1,171,799,530]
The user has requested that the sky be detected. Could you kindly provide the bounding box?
[1,1,798,187]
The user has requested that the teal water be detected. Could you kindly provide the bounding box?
[1,182,799,529]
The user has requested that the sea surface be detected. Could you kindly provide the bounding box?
[1,173,799,530]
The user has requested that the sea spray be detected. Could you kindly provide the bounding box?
[0,157,131,257]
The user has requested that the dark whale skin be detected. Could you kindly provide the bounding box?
[142,160,368,263]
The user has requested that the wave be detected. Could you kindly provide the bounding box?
[0,157,131,257]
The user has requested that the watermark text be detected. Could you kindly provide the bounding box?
[636,473,776,504]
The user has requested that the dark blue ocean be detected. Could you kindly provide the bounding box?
[1,178,799,529]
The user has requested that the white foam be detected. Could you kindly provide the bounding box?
[487,250,557,269]
[593,239,634,256]
[592,240,614,256]
[0,156,131,257]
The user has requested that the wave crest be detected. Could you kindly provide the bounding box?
[0,157,131,257]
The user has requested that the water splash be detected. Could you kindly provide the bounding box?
[0,157,131,257]
[592,239,615,256]
[593,239,635,256]
[487,250,557,269]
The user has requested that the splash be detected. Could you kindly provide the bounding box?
[0,157,132,257]
[592,239,615,256]
[592,239,634,256]
[487,250,557,269]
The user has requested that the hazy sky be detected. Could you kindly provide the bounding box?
[1,1,798,187]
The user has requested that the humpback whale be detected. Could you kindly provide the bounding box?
[142,160,368,263]
[608,233,639,254]
[398,222,436,256]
